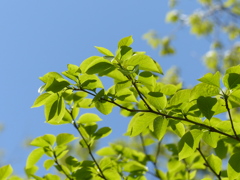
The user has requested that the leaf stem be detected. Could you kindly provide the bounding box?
[197,143,222,180]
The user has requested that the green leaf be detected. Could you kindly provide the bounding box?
[229,89,240,108]
[56,133,77,146]
[95,101,114,115]
[43,159,55,170]
[167,157,182,173]
[94,127,112,140]
[178,129,203,160]
[223,73,240,90]
[25,165,38,177]
[39,72,63,83]
[115,88,138,102]
[54,164,71,176]
[94,46,114,56]
[170,89,191,106]
[147,91,167,110]
[228,152,240,180]
[123,161,148,172]
[79,74,104,90]
[161,84,178,95]
[126,113,160,136]
[71,106,79,120]
[30,134,56,147]
[72,167,94,179]
[92,89,105,102]
[32,93,57,108]
[169,122,185,137]
[116,46,133,61]
[215,140,228,159]
[43,174,61,180]
[83,124,98,137]
[202,131,219,148]
[166,10,179,23]
[44,95,65,123]
[198,71,221,88]
[73,91,88,103]
[225,65,240,74]
[99,157,112,171]
[81,57,115,75]
[124,54,163,74]
[76,98,95,108]
[26,148,45,169]
[138,71,156,91]
[45,78,70,93]
[197,96,217,120]
[103,169,122,180]
[207,154,222,174]
[153,117,168,140]
[96,147,116,156]
[62,64,81,82]
[65,156,81,172]
[78,113,102,124]
[118,36,133,48]
[0,165,13,179]
[190,83,220,100]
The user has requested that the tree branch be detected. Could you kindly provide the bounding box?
[71,87,240,142]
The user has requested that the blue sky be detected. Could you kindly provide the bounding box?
[0,0,210,177]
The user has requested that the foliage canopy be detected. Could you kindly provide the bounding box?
[2,0,240,180]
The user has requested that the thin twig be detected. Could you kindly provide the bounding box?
[71,113,107,180]
[53,151,74,180]
[139,134,162,180]
[153,141,162,178]
[223,93,240,141]
[197,143,222,180]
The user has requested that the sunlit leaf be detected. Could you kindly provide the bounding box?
[43,159,55,170]
[94,127,112,140]
[0,165,13,179]
[56,133,78,146]
[30,134,56,147]
[178,129,203,160]
[118,36,133,47]
[197,96,217,120]
[198,71,221,88]
[207,154,222,174]
[78,113,102,124]
[228,152,240,180]
[26,148,45,169]
[202,131,219,148]
[124,54,163,74]
[94,46,114,56]
[153,116,168,140]
[126,113,160,136]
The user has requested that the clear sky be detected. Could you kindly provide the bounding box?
[0,0,210,177]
